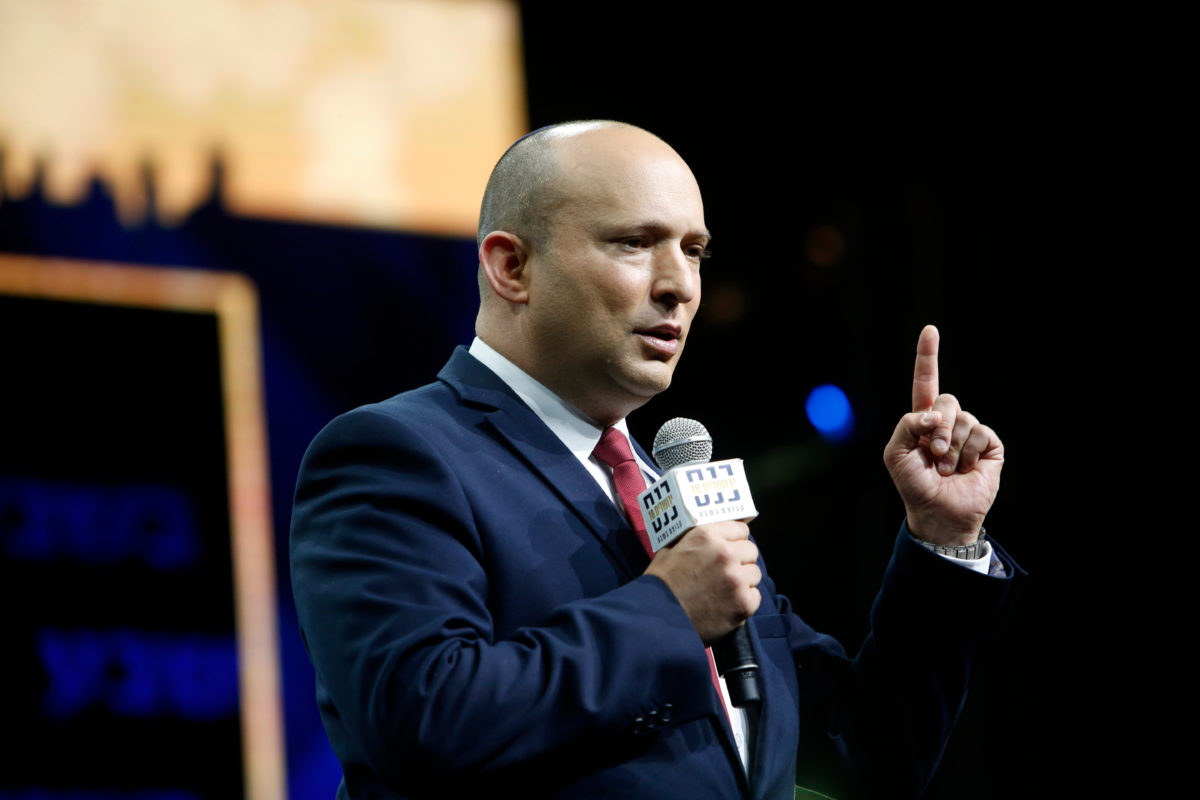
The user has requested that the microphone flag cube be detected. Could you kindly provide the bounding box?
[636,458,758,553]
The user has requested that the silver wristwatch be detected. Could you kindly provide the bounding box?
[914,528,987,560]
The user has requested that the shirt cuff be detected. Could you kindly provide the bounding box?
[933,540,994,576]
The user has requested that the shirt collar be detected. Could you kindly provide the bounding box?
[468,337,636,463]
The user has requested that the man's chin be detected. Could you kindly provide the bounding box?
[618,364,677,403]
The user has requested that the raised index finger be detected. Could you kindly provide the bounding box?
[912,324,940,412]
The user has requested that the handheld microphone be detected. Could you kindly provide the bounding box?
[640,418,761,708]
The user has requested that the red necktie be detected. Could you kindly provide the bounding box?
[592,426,654,557]
[592,427,731,721]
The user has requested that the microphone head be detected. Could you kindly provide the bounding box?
[652,417,713,470]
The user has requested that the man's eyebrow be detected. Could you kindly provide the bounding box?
[613,221,712,241]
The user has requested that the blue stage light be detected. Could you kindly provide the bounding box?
[805,384,854,442]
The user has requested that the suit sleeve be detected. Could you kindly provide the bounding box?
[289,407,717,791]
[785,524,1023,798]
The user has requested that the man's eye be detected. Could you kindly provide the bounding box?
[686,245,712,260]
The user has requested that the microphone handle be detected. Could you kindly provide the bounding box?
[712,624,761,707]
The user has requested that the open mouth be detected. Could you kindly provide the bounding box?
[637,324,681,342]
[635,325,682,355]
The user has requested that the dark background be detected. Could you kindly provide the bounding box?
[1,5,1126,798]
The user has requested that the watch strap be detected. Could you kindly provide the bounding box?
[914,528,988,560]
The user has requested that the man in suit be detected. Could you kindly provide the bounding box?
[290,120,1021,799]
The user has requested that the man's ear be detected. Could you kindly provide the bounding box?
[479,231,532,304]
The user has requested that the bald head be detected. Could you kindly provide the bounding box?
[474,121,707,423]
[477,120,663,252]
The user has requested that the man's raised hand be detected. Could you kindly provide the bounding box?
[883,325,1004,546]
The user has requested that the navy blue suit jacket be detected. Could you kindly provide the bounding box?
[290,348,1022,799]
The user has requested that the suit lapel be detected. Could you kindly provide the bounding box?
[438,348,649,579]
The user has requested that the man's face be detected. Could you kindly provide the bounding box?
[521,127,708,424]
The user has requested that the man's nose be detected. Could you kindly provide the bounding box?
[651,246,699,308]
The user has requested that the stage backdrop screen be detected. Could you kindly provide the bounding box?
[0,256,283,800]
